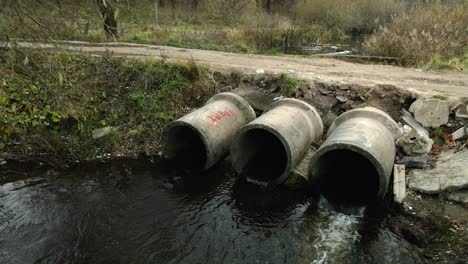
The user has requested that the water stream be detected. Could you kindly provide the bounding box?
[0,159,422,263]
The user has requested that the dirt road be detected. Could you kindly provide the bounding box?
[14,40,468,98]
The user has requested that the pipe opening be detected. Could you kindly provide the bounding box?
[235,128,288,182]
[164,125,207,170]
[315,149,380,205]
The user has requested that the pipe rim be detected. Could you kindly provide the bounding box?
[162,120,211,170]
[328,107,400,139]
[231,123,292,184]
[266,98,324,140]
[309,142,389,198]
[207,92,256,121]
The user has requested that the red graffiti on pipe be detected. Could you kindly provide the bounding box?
[208,108,235,123]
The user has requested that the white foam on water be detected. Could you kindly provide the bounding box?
[311,197,365,264]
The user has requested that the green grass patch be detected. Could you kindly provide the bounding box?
[0,49,211,163]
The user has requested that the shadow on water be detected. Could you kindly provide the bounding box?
[0,159,422,264]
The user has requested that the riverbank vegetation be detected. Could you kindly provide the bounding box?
[0,0,466,69]
[0,48,213,165]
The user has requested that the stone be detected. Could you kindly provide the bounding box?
[409,98,449,128]
[92,126,117,139]
[284,147,316,190]
[454,97,468,120]
[452,126,467,140]
[408,149,468,194]
[336,95,348,103]
[0,159,6,166]
[447,190,468,207]
[393,164,406,204]
[396,155,430,169]
[322,112,338,128]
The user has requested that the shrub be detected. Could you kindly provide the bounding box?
[363,2,468,66]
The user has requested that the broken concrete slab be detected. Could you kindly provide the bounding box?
[396,155,430,169]
[452,126,467,140]
[92,126,117,139]
[408,149,468,194]
[409,98,449,128]
[393,164,406,204]
[447,190,468,207]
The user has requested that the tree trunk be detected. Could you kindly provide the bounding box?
[191,0,198,10]
[265,0,272,14]
[154,0,159,24]
[96,0,118,38]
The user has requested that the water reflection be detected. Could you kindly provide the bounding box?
[0,159,421,264]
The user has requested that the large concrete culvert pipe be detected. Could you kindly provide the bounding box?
[231,99,324,184]
[162,93,256,170]
[308,107,401,205]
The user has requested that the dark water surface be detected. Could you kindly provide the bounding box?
[0,159,421,264]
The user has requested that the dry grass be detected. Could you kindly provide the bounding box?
[363,2,468,67]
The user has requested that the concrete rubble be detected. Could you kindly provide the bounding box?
[409,98,449,128]
[396,155,430,169]
[408,149,468,194]
[397,110,433,156]
[452,126,467,140]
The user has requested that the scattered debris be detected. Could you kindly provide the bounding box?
[452,126,467,141]
[409,98,449,128]
[393,164,406,204]
[92,126,117,139]
[397,110,433,156]
[396,155,430,169]
[408,149,468,194]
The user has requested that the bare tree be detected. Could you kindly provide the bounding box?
[96,0,118,38]
[154,0,159,24]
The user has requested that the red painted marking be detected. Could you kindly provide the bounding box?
[208,108,235,123]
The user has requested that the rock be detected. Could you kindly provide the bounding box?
[393,164,406,204]
[92,126,117,139]
[408,149,468,194]
[284,147,316,190]
[396,155,430,169]
[397,110,433,155]
[453,97,468,120]
[322,112,338,128]
[0,159,6,166]
[409,98,449,128]
[336,95,348,103]
[447,190,468,207]
[452,126,467,140]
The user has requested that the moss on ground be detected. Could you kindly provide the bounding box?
[0,49,213,165]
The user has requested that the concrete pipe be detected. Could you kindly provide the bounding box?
[231,98,324,184]
[308,107,401,204]
[162,92,256,170]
